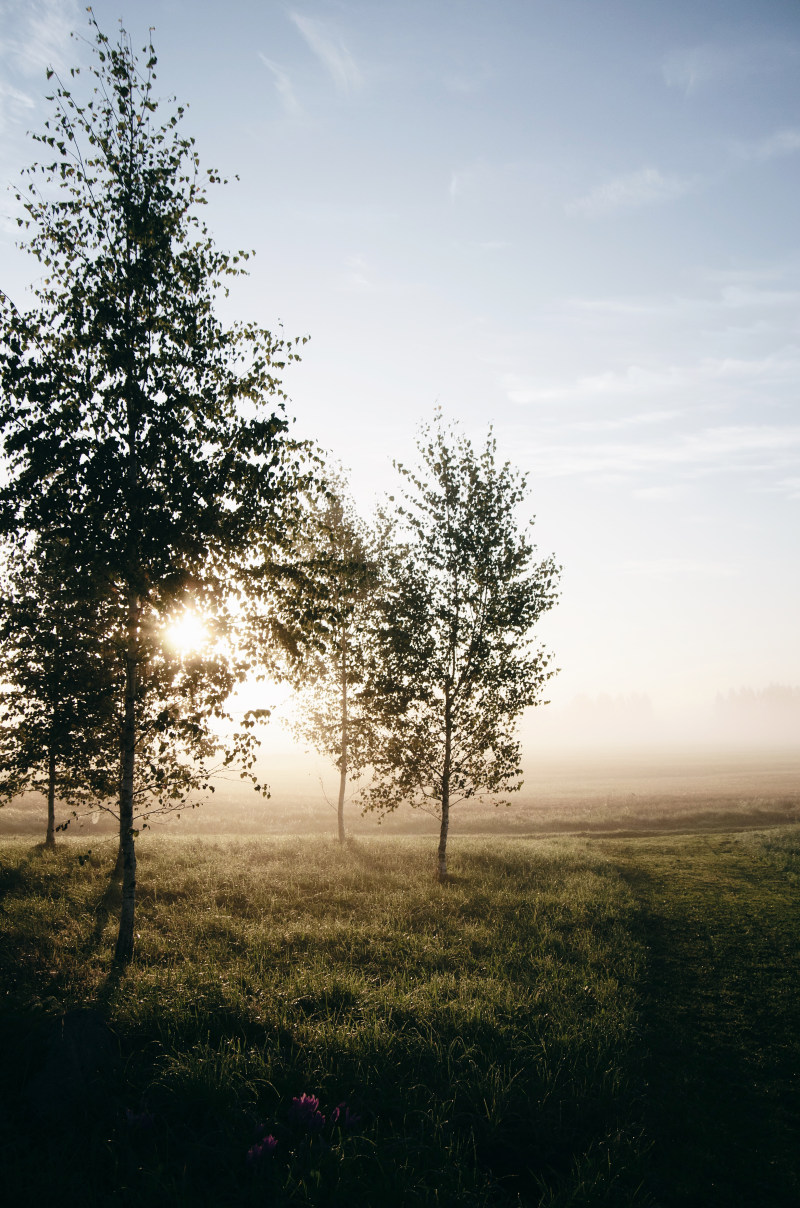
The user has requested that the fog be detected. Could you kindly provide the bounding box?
[524,683,800,749]
[5,736,798,840]
[206,679,800,826]
[3,678,797,841]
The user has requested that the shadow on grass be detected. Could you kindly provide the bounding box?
[86,856,123,957]
[622,858,800,1208]
[0,842,53,900]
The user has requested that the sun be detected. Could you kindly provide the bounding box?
[164,610,209,654]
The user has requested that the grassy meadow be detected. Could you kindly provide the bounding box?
[0,825,798,1206]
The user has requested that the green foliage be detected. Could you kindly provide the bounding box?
[108,604,269,823]
[0,10,307,668]
[0,14,313,958]
[360,415,560,869]
[0,531,271,834]
[0,18,312,877]
[0,18,305,582]
[287,478,380,836]
[0,535,119,823]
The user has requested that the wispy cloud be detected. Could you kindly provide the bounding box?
[567,409,681,434]
[565,167,692,218]
[733,128,800,162]
[520,424,800,484]
[663,45,743,95]
[258,54,300,115]
[447,158,549,210]
[340,254,374,293]
[504,351,800,406]
[289,12,362,94]
[3,0,79,79]
[617,558,742,580]
[562,276,800,318]
[762,476,800,501]
[447,164,493,202]
[662,41,800,96]
[0,80,34,134]
[630,485,684,501]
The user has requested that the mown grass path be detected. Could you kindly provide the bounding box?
[603,830,800,1208]
[0,828,797,1206]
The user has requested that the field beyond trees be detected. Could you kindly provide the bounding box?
[1,823,798,1206]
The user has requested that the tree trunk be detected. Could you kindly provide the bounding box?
[437,784,450,882]
[337,753,347,844]
[437,691,452,882]
[114,594,139,964]
[337,629,347,844]
[45,745,56,847]
[116,316,140,963]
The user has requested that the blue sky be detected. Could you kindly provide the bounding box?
[2,0,798,753]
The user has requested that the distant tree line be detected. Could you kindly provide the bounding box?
[714,685,800,741]
[0,18,559,960]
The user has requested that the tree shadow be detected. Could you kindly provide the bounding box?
[84,858,123,957]
[622,861,800,1208]
[0,841,58,900]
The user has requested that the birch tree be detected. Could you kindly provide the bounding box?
[361,416,560,880]
[0,19,306,960]
[0,536,118,844]
[289,486,377,842]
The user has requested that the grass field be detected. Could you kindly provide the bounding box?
[0,826,798,1206]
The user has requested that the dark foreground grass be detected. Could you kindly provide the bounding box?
[0,829,797,1206]
[604,830,800,1207]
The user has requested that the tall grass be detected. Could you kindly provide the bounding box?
[1,828,797,1205]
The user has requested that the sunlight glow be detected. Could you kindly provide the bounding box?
[164,610,209,654]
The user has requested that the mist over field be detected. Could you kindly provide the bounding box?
[5,739,799,840]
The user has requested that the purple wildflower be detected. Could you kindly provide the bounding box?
[247,1134,278,1165]
[331,1102,361,1132]
[289,1093,326,1131]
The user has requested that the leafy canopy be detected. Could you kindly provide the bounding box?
[288,479,379,779]
[0,16,310,832]
[0,534,118,810]
[361,415,560,818]
[0,15,307,598]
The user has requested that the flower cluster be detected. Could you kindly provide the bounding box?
[246,1134,278,1166]
[288,1093,326,1132]
[247,1091,361,1167]
[331,1102,361,1132]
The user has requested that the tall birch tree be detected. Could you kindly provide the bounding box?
[0,19,306,960]
[361,416,560,880]
[288,485,377,843]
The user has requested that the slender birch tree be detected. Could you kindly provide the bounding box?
[289,485,377,842]
[0,19,306,960]
[360,416,560,880]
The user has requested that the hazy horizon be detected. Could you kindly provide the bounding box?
[236,675,800,796]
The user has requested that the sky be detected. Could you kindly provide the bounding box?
[1,0,799,762]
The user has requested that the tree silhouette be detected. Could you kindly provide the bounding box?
[0,536,118,845]
[0,18,306,960]
[288,482,378,842]
[361,416,560,880]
